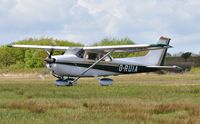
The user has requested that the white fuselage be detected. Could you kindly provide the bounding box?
[48,54,117,77]
[47,53,157,78]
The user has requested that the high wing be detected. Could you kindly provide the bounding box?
[9,44,171,53]
[83,44,171,53]
[8,44,81,51]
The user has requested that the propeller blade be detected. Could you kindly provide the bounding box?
[46,48,54,59]
[49,49,54,59]
[48,40,57,59]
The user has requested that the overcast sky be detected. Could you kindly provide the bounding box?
[0,0,200,54]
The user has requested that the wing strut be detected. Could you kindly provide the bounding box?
[73,50,114,83]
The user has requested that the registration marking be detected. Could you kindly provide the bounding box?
[118,64,138,73]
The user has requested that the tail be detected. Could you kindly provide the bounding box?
[144,37,182,71]
[144,36,171,66]
[126,36,171,66]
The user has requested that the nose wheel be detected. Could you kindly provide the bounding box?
[55,78,77,86]
[98,78,113,86]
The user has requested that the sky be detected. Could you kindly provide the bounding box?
[0,0,200,54]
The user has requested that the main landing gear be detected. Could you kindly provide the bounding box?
[53,73,113,86]
[55,77,113,86]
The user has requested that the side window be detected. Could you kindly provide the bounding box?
[84,52,98,60]
[88,53,97,60]
[84,52,112,61]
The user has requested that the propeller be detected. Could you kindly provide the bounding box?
[45,39,57,63]
[47,48,54,59]
[48,39,57,59]
[45,49,56,64]
[39,40,57,80]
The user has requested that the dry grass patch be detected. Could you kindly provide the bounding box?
[82,100,153,122]
[10,100,77,113]
[153,103,199,115]
[81,100,200,123]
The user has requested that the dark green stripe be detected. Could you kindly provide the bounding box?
[55,62,159,74]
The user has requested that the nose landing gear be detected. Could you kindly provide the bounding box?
[55,78,77,86]
[98,78,113,86]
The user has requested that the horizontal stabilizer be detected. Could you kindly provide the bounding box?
[147,65,182,71]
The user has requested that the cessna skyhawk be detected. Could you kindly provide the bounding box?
[9,36,180,86]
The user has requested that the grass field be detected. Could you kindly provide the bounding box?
[0,73,200,124]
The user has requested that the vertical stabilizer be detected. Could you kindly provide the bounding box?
[144,36,171,66]
[116,36,171,66]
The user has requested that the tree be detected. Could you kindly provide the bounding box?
[24,49,44,68]
[93,37,146,58]
[0,46,25,67]
[181,52,192,61]
[94,37,134,46]
[0,38,83,69]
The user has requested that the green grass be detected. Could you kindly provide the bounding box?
[0,67,47,74]
[190,67,200,74]
[0,73,200,124]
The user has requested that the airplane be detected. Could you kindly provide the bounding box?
[9,36,181,86]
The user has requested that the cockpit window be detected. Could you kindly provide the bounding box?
[84,52,112,61]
